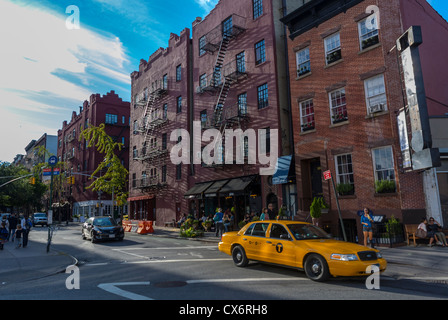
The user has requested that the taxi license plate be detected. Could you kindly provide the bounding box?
[109,234,115,238]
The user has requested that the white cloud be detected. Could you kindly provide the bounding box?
[194,0,219,13]
[0,0,132,163]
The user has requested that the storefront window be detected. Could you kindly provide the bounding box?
[436,158,448,226]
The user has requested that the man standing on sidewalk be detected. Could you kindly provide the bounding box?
[7,213,18,242]
[214,208,224,238]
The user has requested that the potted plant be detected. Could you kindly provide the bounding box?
[375,180,396,194]
[336,183,354,196]
[310,197,322,226]
[202,218,213,231]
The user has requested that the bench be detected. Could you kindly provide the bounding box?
[405,224,424,246]
[164,220,176,228]
[405,224,448,246]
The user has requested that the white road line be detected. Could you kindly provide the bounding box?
[186,278,308,284]
[124,258,230,265]
[98,282,152,300]
[112,246,217,251]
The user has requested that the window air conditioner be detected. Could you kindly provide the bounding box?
[369,103,385,114]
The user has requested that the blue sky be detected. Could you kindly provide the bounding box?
[0,0,446,163]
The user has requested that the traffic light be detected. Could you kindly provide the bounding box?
[66,176,75,185]
[29,177,36,185]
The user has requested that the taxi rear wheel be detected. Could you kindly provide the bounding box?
[304,254,330,282]
[232,245,248,267]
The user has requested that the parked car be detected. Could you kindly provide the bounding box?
[82,216,124,243]
[33,212,48,226]
[219,220,387,282]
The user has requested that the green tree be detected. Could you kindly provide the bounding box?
[80,124,129,209]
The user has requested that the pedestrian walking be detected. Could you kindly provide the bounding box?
[7,213,18,242]
[214,208,224,237]
[0,222,8,250]
[15,224,23,248]
[21,215,31,248]
[361,207,374,248]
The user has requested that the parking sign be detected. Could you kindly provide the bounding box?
[323,170,332,181]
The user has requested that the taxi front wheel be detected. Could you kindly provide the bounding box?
[304,254,330,282]
[232,245,249,267]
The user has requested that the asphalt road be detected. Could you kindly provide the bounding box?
[2,225,448,304]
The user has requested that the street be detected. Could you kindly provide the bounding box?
[1,224,448,303]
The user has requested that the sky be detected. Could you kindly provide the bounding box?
[0,0,447,163]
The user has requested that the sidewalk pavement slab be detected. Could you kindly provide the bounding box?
[0,238,77,285]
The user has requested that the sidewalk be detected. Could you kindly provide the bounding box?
[0,237,77,285]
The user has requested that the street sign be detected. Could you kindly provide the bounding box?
[323,170,332,181]
[48,155,58,167]
[43,168,60,176]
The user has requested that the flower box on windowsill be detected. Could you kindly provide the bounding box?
[332,117,348,124]
[326,50,342,65]
[297,68,311,78]
[361,35,380,51]
[301,124,315,132]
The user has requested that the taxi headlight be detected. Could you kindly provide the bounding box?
[331,254,359,261]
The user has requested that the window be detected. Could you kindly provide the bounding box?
[238,92,247,115]
[122,115,125,124]
[299,99,315,132]
[359,14,379,50]
[253,0,263,19]
[133,120,138,134]
[177,96,182,113]
[372,146,396,187]
[176,164,182,180]
[296,47,311,77]
[199,35,206,56]
[244,222,269,237]
[163,104,168,120]
[236,51,246,73]
[121,137,125,146]
[105,113,118,124]
[335,153,355,195]
[257,83,268,109]
[132,146,138,159]
[329,88,348,124]
[255,39,266,65]
[325,33,342,65]
[260,127,270,154]
[162,133,167,150]
[163,74,168,90]
[132,173,136,188]
[162,165,167,183]
[222,16,233,37]
[365,75,387,114]
[176,65,182,81]
[200,110,207,128]
[199,73,207,89]
[270,224,291,240]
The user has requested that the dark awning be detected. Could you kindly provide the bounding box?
[219,176,255,195]
[204,179,229,197]
[184,181,214,199]
[272,155,294,185]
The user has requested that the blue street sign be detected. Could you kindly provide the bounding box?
[48,155,58,167]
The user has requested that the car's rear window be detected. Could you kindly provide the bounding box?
[34,213,46,217]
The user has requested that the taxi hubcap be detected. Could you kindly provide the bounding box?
[311,261,321,274]
[236,252,242,261]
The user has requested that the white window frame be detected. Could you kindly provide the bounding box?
[329,88,348,124]
[358,14,379,51]
[299,99,315,132]
[364,74,387,114]
[372,146,396,183]
[324,33,341,65]
[335,153,354,186]
[296,47,310,77]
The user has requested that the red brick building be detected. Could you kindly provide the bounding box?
[57,91,130,218]
[128,29,192,225]
[187,0,295,224]
[281,0,444,241]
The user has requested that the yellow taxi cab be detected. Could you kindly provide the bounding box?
[218,220,387,281]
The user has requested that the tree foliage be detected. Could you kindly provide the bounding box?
[80,124,128,205]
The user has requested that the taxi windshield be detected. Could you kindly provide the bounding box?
[287,224,331,240]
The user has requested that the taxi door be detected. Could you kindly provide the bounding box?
[241,222,270,261]
[265,223,297,267]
